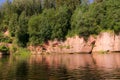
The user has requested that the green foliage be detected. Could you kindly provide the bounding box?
[0,33,12,43]
[28,9,54,45]
[0,36,12,43]
[0,45,9,53]
[43,0,55,9]
[100,0,120,33]
[16,11,29,47]
[70,3,101,37]
[12,0,42,16]
[14,48,30,55]
[51,6,71,40]
[28,6,70,45]
[10,45,17,53]
[13,48,30,61]
[0,0,120,47]
[56,0,81,13]
[9,13,18,36]
[69,0,120,37]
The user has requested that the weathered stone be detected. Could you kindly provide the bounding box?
[113,33,120,52]
[4,30,9,36]
[0,52,2,55]
[28,45,43,55]
[45,36,95,54]
[28,32,120,54]
[92,32,114,52]
[81,36,96,53]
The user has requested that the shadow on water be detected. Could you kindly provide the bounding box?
[28,59,50,80]
[16,61,28,80]
[0,55,10,79]
[0,53,120,80]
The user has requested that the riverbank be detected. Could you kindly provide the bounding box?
[28,32,120,54]
[1,32,120,55]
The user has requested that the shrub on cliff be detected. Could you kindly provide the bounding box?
[0,33,12,43]
[0,36,12,43]
[0,45,9,54]
[9,13,18,37]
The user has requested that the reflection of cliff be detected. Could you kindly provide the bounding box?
[29,55,43,64]
[29,53,120,70]
[1,54,120,80]
[0,56,12,79]
[93,53,120,69]
[45,54,95,70]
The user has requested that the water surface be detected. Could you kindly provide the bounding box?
[0,53,120,80]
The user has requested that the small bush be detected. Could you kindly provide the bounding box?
[0,45,9,54]
[0,34,12,43]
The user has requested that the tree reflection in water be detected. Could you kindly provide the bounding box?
[16,61,28,80]
[0,53,120,80]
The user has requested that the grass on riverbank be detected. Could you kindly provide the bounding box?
[12,48,31,60]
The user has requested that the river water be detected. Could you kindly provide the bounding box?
[0,53,120,80]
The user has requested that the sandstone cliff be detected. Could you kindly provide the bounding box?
[93,32,120,52]
[28,32,120,54]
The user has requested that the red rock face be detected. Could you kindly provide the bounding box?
[45,36,96,54]
[28,36,96,54]
[114,33,120,51]
[92,32,120,52]
[92,32,114,52]
[81,36,96,53]
[28,32,120,54]
[4,30,9,36]
[28,45,43,54]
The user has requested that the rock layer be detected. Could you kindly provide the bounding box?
[28,32,120,54]
[28,36,96,54]
[114,33,120,51]
[92,32,120,52]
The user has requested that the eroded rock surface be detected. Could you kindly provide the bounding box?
[28,32,120,54]
[92,32,120,52]
[28,36,96,54]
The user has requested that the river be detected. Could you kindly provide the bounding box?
[0,53,120,80]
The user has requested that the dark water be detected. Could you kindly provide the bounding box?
[0,53,120,80]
